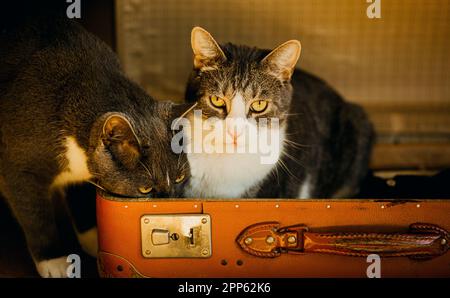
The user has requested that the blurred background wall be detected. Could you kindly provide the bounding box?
[115,0,450,170]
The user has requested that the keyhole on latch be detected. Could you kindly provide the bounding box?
[189,228,195,245]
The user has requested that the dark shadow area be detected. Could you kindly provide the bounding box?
[0,0,111,278]
[0,195,98,277]
[357,169,450,199]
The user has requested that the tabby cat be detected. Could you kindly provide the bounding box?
[182,27,374,199]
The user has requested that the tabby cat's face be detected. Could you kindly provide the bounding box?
[188,55,291,124]
[185,27,301,162]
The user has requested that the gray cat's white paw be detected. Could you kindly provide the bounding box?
[36,256,69,278]
[77,227,98,257]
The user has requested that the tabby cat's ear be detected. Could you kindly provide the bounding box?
[102,114,141,168]
[261,40,301,81]
[191,27,226,70]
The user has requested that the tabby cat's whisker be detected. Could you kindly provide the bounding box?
[282,150,306,168]
[270,165,281,187]
[283,138,310,148]
[138,160,153,179]
[179,160,189,171]
[284,113,303,117]
[277,158,301,182]
[283,132,302,137]
[87,180,106,191]
[177,151,183,169]
[88,171,103,177]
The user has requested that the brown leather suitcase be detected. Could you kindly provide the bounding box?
[96,192,450,278]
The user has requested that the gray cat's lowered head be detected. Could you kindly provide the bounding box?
[85,104,189,198]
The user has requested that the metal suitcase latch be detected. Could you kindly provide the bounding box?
[140,214,212,258]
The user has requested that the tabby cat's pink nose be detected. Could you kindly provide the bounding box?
[227,126,243,141]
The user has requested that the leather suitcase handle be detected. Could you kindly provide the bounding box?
[236,222,449,259]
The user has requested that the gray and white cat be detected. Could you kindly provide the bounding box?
[0,16,188,277]
[182,27,374,199]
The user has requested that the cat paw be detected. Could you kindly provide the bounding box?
[36,256,69,278]
[77,227,98,257]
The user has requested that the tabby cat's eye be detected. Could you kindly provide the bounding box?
[210,95,226,108]
[175,174,185,184]
[139,186,153,194]
[250,100,269,113]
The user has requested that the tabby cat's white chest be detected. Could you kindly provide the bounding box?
[52,136,92,188]
[185,152,277,198]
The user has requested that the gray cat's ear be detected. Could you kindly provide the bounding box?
[191,27,226,70]
[261,40,301,81]
[102,114,141,168]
